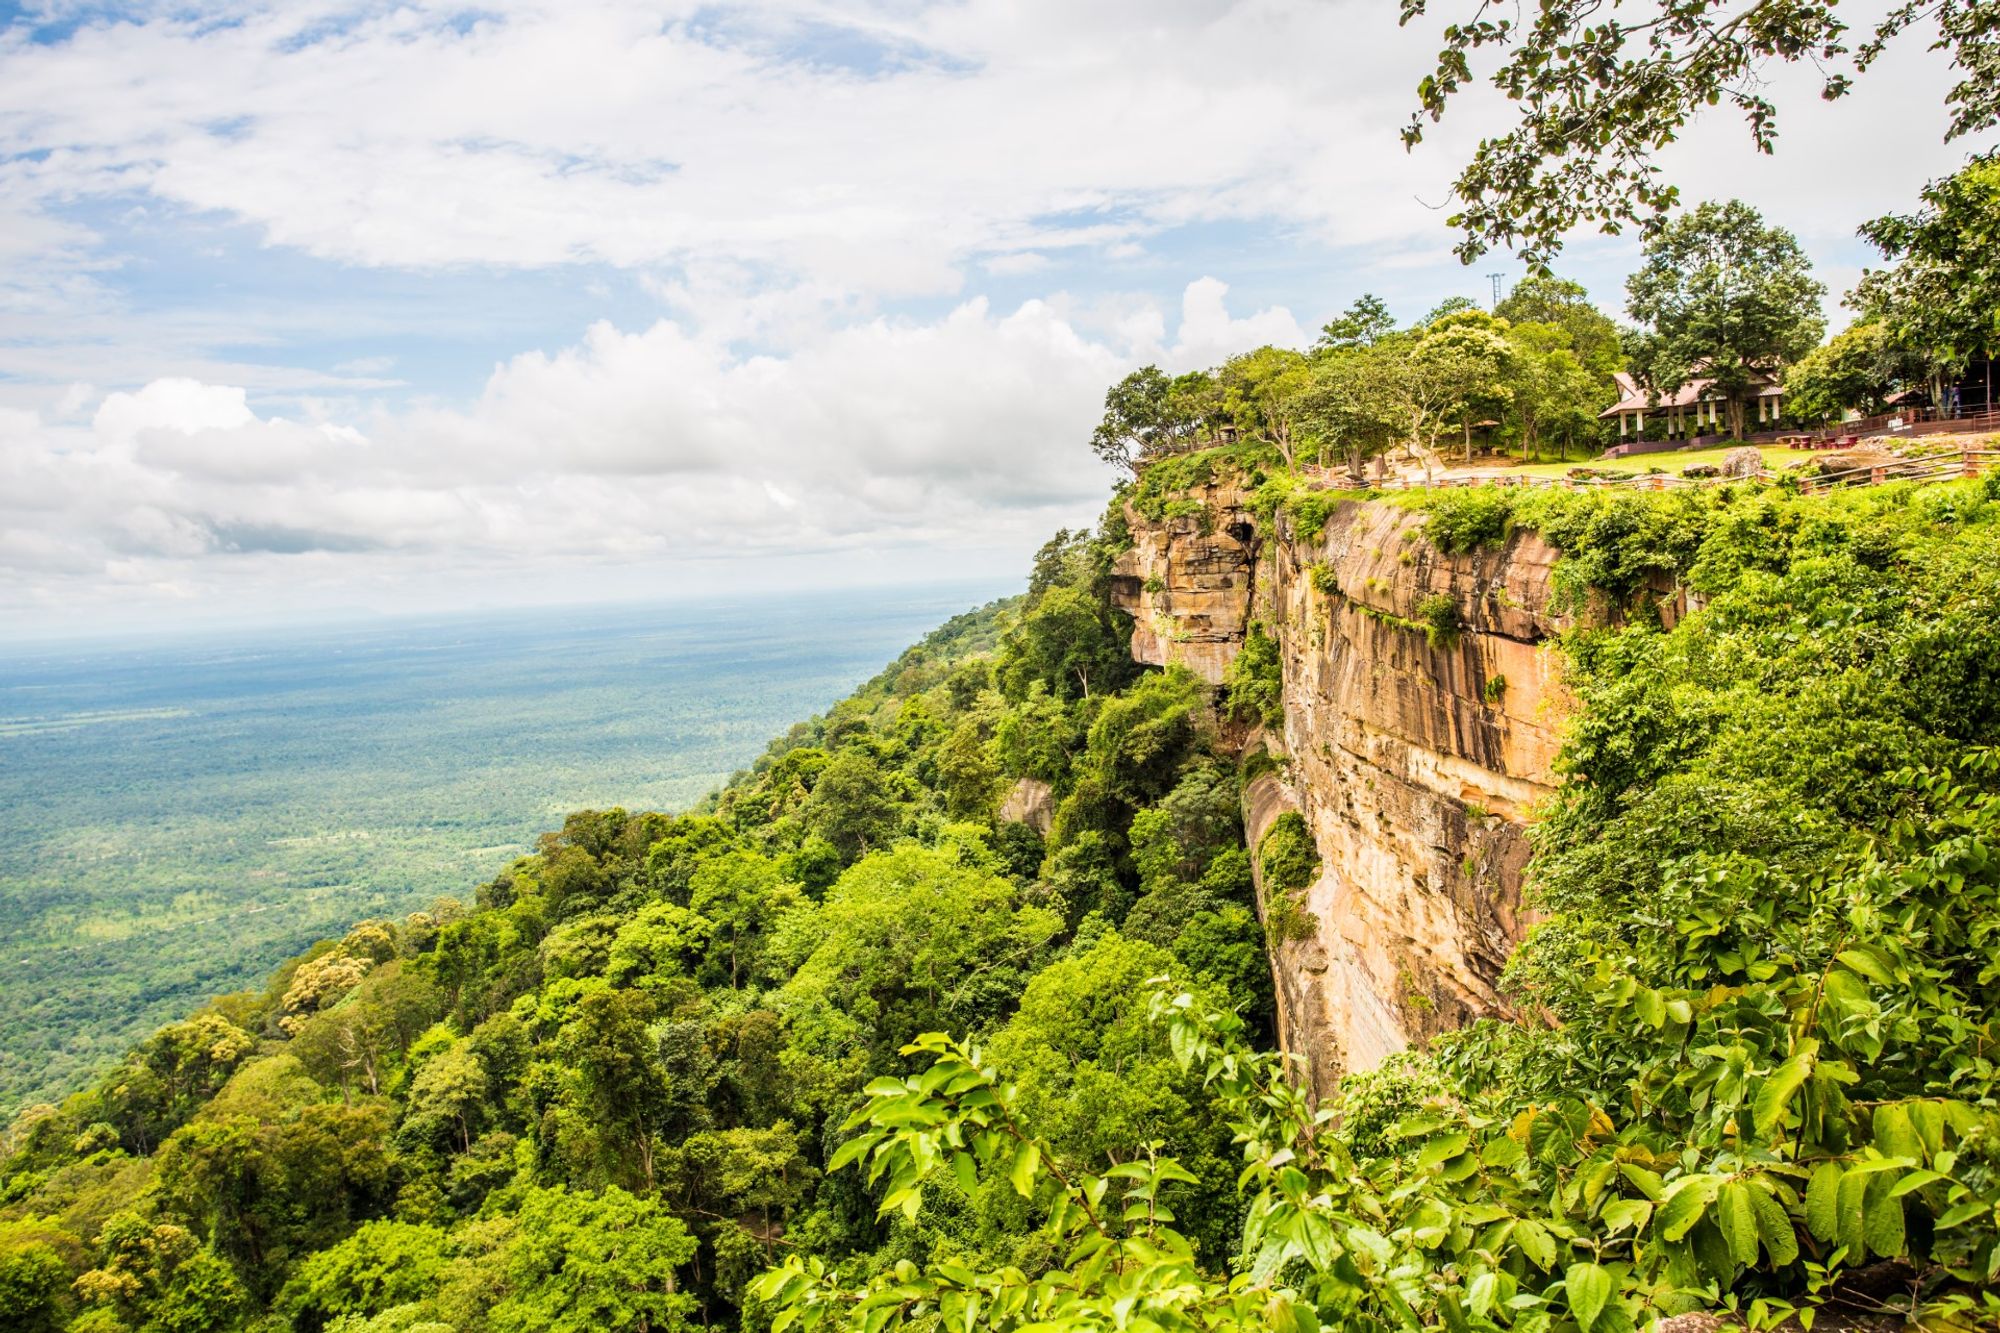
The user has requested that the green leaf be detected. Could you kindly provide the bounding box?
[1935,1199,1991,1230]
[1657,1174,1720,1241]
[1872,1104,1923,1164]
[1417,1130,1471,1170]
[1565,1261,1613,1332]
[1600,1198,1652,1235]
[1836,947,1893,985]
[1618,1162,1664,1201]
[1008,1141,1040,1199]
[1753,1046,1815,1136]
[1835,1168,1869,1258]
[1863,1174,1905,1259]
[827,1133,875,1174]
[1805,1162,1842,1241]
[1750,1182,1799,1266]
[1515,1218,1557,1271]
[1717,1181,1760,1267]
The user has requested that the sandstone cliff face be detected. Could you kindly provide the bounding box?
[1110,482,1571,1092]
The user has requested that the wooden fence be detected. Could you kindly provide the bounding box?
[1368,449,2000,495]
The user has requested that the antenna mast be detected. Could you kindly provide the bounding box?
[1488,273,1505,310]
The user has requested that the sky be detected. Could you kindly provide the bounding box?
[0,0,1982,638]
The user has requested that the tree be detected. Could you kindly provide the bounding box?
[276,1219,450,1331]
[1782,320,1912,423]
[289,964,442,1099]
[401,1041,488,1155]
[555,990,673,1189]
[800,749,905,862]
[1088,366,1209,474]
[1401,0,2000,264]
[1290,341,1406,477]
[778,844,1061,1076]
[1216,346,1312,465]
[995,584,1132,702]
[1507,323,1610,460]
[1625,200,1826,439]
[1495,276,1626,377]
[1314,293,1396,351]
[491,1186,697,1333]
[1854,153,2000,393]
[1420,294,1481,324]
[1418,311,1517,458]
[0,1220,77,1333]
[686,850,799,988]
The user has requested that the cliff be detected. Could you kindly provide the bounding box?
[1110,475,1571,1091]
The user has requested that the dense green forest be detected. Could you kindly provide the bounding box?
[10,456,2000,1331]
[0,524,1273,1333]
[0,594,976,1114]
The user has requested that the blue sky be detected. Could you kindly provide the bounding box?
[0,0,1980,634]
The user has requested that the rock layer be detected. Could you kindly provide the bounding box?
[1111,483,1571,1092]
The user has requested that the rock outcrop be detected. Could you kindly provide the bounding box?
[1111,481,1572,1093]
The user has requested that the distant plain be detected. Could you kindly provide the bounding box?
[0,585,998,1113]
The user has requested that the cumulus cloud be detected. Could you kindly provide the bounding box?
[0,0,1975,630]
[0,280,1295,628]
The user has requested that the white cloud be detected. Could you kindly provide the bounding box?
[93,377,255,444]
[0,279,1296,630]
[0,0,1978,630]
[0,0,1471,297]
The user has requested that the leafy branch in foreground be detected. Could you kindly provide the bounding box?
[761,757,2000,1332]
[1399,0,2000,265]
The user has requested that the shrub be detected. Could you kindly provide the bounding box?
[1256,812,1319,895]
[1224,624,1284,728]
[1417,487,1515,553]
[1415,593,1463,650]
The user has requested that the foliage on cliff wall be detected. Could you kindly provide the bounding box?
[760,477,2000,1333]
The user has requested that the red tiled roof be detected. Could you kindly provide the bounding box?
[1599,369,1784,418]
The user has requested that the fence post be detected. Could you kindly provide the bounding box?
[1871,466,1886,486]
[1963,450,1980,479]
[1800,477,1815,495]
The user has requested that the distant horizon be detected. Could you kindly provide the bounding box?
[1,575,993,1110]
[0,570,1023,655]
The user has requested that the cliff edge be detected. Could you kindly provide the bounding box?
[1110,475,1571,1091]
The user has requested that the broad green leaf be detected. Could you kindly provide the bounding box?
[1657,1174,1720,1241]
[1836,947,1894,985]
[1515,1218,1557,1271]
[1008,1141,1040,1199]
[1600,1197,1652,1235]
[1863,1174,1905,1258]
[1717,1181,1759,1267]
[1834,1169,1869,1258]
[1753,1046,1815,1135]
[1749,1182,1799,1266]
[1565,1261,1613,1332]
[1618,1162,1664,1200]
[1872,1104,1923,1164]
[1804,1163,1841,1241]
[1417,1130,1470,1170]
